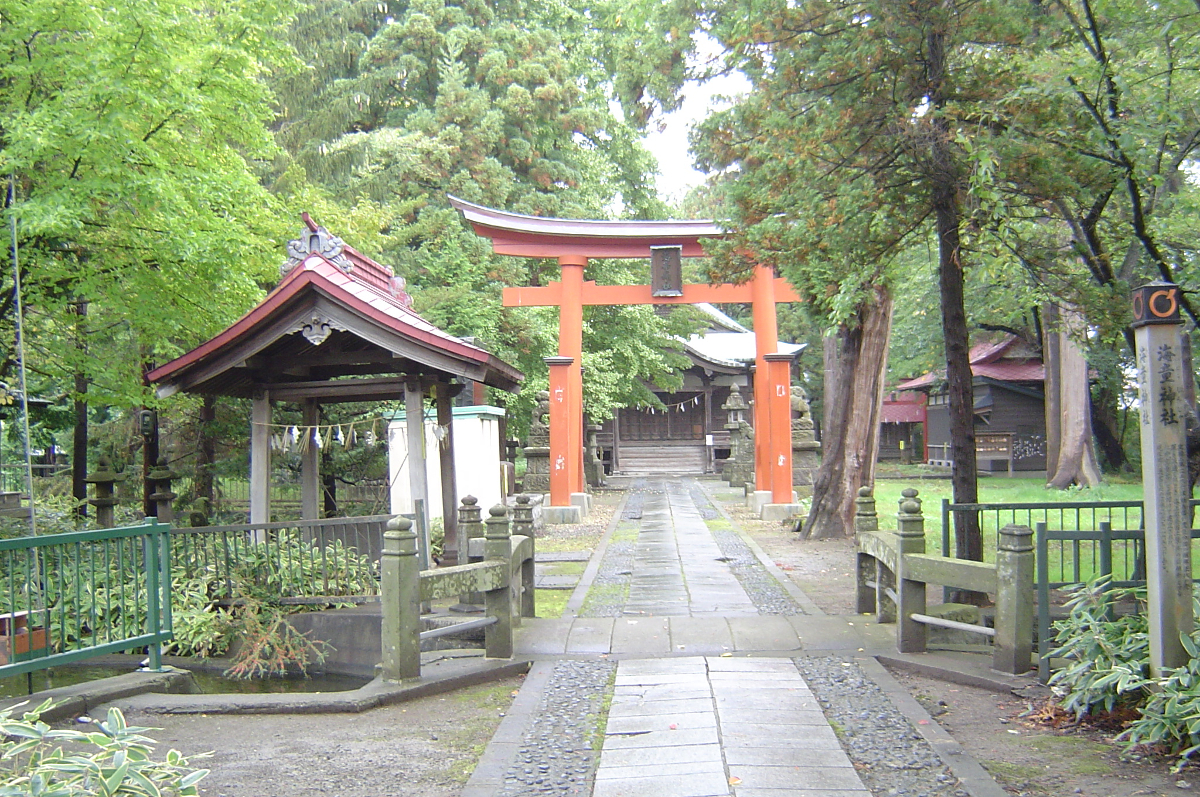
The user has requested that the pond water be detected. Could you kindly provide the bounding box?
[0,665,368,699]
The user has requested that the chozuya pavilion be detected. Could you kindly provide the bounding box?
[449,196,804,522]
[147,215,523,567]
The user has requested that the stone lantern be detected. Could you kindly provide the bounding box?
[722,384,754,492]
[85,456,126,528]
[147,456,179,523]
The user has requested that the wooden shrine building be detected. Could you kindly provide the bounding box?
[147,215,523,565]
[450,196,804,521]
[600,305,804,475]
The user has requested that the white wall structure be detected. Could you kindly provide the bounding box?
[388,405,506,520]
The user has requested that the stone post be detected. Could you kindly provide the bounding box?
[993,523,1034,675]
[456,496,484,610]
[895,489,927,653]
[484,505,514,658]
[380,515,421,681]
[721,384,751,490]
[511,494,534,539]
[1132,280,1193,675]
[147,457,178,524]
[854,486,879,615]
[85,456,124,529]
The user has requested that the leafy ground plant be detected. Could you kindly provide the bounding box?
[0,700,208,796]
[1048,577,1151,720]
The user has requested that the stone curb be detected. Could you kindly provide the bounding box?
[563,490,629,618]
[858,656,1009,797]
[693,476,825,616]
[461,660,557,797]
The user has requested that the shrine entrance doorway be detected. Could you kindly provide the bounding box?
[450,196,804,520]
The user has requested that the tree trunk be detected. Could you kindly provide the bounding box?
[196,394,217,511]
[72,301,88,523]
[1089,388,1127,471]
[1045,305,1102,488]
[801,288,893,539]
[928,21,982,598]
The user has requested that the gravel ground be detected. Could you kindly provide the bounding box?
[494,660,615,797]
[795,655,971,797]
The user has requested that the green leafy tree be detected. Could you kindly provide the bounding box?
[268,0,700,433]
[0,0,298,501]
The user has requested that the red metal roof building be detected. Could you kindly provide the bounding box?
[894,335,1047,473]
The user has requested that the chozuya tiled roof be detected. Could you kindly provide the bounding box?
[896,335,1044,391]
[146,216,523,395]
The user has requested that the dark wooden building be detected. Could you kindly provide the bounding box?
[896,335,1047,474]
[598,305,803,475]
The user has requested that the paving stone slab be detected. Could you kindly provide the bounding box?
[594,759,725,780]
[564,618,614,653]
[591,771,730,797]
[727,764,867,791]
[608,697,715,718]
[723,746,856,768]
[614,684,713,702]
[605,710,718,734]
[601,726,720,749]
[598,743,724,768]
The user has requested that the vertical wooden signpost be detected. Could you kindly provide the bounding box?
[1132,281,1193,675]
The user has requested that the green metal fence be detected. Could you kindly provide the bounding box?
[170,515,391,602]
[939,499,1151,563]
[0,520,173,680]
[1035,521,1200,681]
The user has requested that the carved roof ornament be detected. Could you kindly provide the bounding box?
[293,312,346,347]
[281,221,352,277]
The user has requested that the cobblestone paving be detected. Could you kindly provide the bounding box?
[795,655,971,797]
[495,660,615,797]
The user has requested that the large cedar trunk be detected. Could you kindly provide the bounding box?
[928,23,982,595]
[801,288,893,539]
[1045,305,1102,488]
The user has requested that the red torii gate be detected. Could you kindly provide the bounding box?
[449,196,802,517]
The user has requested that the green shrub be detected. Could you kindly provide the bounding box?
[0,700,208,796]
[1047,577,1151,720]
[1117,590,1200,770]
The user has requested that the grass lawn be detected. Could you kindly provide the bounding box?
[868,474,1198,580]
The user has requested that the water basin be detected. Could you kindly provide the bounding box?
[0,665,368,700]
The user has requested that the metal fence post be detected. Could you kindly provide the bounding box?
[994,523,1034,675]
[895,490,927,654]
[854,486,878,615]
[484,504,513,658]
[381,515,421,681]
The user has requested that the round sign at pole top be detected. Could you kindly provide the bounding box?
[1131,281,1182,328]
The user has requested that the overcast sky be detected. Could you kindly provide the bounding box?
[641,71,750,206]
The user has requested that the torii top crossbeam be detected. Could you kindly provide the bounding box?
[450,196,803,516]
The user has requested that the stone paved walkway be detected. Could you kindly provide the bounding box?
[464,476,877,797]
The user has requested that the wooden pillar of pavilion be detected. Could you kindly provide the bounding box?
[435,380,460,566]
[405,377,432,568]
[300,399,320,520]
[250,391,271,541]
